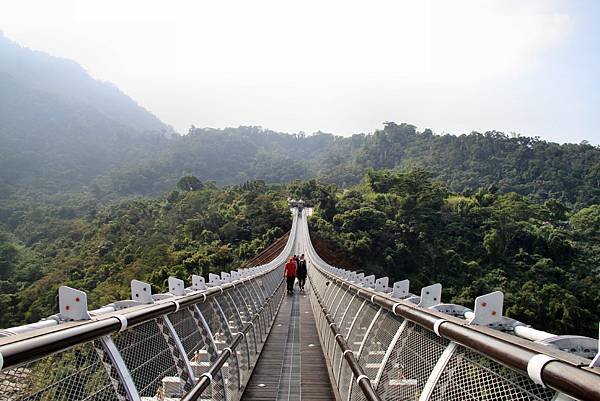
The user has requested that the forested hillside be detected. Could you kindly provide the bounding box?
[0,34,171,196]
[2,173,598,337]
[103,124,600,207]
[295,171,600,337]
[0,180,289,327]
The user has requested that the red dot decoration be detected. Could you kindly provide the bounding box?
[481,302,488,307]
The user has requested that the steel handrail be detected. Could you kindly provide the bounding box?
[309,278,382,401]
[300,209,600,401]
[181,277,286,401]
[0,210,299,372]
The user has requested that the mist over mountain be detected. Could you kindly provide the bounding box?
[1,33,599,208]
[0,33,169,133]
[0,34,171,195]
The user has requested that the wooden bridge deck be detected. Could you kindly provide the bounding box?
[241,284,336,401]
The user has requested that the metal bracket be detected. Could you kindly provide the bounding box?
[433,319,449,336]
[168,277,186,296]
[131,280,153,304]
[363,275,375,288]
[468,291,503,326]
[208,273,221,286]
[114,315,128,332]
[392,280,410,299]
[58,286,91,321]
[374,277,390,293]
[192,274,206,291]
[418,283,442,308]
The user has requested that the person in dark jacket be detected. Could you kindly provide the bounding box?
[297,254,307,291]
[284,257,297,294]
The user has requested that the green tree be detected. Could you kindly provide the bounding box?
[177,176,203,192]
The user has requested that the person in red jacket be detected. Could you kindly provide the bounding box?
[284,257,297,294]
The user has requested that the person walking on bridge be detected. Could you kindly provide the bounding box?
[297,254,307,292]
[284,257,297,294]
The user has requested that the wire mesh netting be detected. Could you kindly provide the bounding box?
[337,305,377,401]
[360,311,402,380]
[169,307,221,399]
[198,300,241,397]
[246,282,268,339]
[112,320,180,398]
[0,265,284,401]
[333,297,365,383]
[168,307,213,365]
[325,285,346,310]
[376,321,449,401]
[341,299,366,339]
[429,345,557,401]
[0,340,119,401]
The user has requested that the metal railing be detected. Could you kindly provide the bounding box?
[0,211,300,401]
[298,208,600,401]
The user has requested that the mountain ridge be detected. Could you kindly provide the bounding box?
[0,34,171,134]
[1,34,599,208]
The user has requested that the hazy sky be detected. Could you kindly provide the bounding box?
[1,0,599,143]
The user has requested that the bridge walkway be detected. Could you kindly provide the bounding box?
[241,284,336,401]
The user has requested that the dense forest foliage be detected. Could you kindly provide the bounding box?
[1,172,598,337]
[75,124,600,209]
[4,118,599,208]
[293,171,600,337]
[0,180,289,328]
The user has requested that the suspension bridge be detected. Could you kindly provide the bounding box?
[0,206,598,401]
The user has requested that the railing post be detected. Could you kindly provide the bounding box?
[211,298,242,393]
[344,307,383,400]
[158,315,196,385]
[96,336,141,401]
[192,304,227,401]
[418,342,458,401]
[373,319,408,390]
